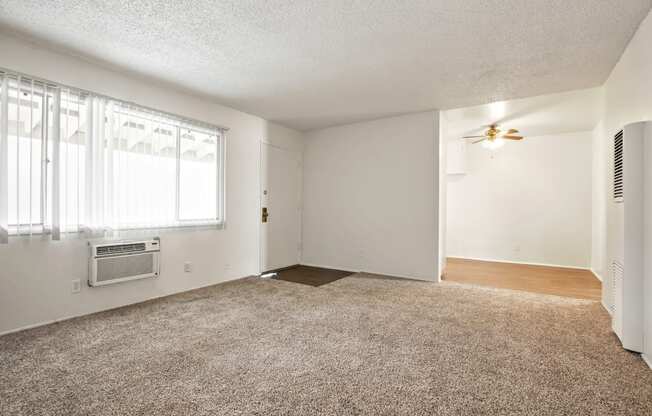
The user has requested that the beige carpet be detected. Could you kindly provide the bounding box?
[1,274,651,415]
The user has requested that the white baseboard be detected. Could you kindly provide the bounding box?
[361,268,435,282]
[0,274,248,337]
[299,262,360,274]
[0,315,82,337]
[299,262,435,282]
[642,354,652,370]
[448,256,590,270]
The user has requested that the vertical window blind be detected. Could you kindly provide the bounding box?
[0,70,226,243]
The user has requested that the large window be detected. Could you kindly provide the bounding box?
[0,71,225,242]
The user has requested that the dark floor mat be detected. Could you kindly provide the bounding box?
[273,265,353,286]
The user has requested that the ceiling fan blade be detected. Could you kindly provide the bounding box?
[462,135,486,139]
[506,128,519,134]
[472,138,487,144]
[502,135,523,140]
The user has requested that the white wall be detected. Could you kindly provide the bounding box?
[266,122,304,153]
[447,131,593,268]
[591,118,607,280]
[301,112,440,281]
[598,9,652,363]
[0,32,269,334]
[438,112,448,280]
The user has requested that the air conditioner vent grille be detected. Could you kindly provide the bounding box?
[96,243,146,256]
[614,130,624,202]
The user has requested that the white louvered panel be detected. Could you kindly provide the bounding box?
[608,122,650,353]
[96,253,155,282]
[89,239,160,287]
[96,242,146,256]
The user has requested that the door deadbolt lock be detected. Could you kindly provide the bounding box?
[262,207,269,223]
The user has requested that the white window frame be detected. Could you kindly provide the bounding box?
[1,68,228,238]
[109,105,227,230]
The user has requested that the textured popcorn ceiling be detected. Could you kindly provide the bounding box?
[444,87,603,140]
[0,1,650,131]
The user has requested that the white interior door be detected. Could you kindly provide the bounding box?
[260,142,302,273]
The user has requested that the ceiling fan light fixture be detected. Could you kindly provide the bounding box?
[481,137,504,150]
[463,124,522,148]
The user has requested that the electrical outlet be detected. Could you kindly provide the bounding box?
[225,263,231,272]
[71,279,81,294]
[184,262,193,273]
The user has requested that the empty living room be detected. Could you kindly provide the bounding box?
[2,1,652,415]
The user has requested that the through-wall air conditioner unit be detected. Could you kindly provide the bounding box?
[610,122,651,352]
[88,238,160,287]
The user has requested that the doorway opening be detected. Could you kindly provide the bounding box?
[439,91,603,300]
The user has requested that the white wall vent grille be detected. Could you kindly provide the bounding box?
[96,243,146,256]
[614,130,624,202]
[608,122,650,353]
[89,239,160,287]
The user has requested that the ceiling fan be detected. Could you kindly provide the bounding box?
[462,124,524,149]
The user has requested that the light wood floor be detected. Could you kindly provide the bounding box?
[443,258,602,300]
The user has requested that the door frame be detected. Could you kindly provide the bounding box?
[258,139,303,275]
